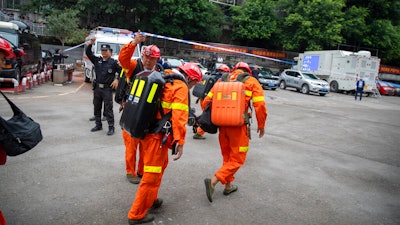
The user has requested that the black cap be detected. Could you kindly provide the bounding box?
[100,44,111,51]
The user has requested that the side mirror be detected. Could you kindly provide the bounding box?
[13,48,25,57]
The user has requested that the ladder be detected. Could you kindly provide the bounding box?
[372,81,381,98]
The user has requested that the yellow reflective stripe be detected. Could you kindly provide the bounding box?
[161,101,189,112]
[135,80,145,97]
[119,68,127,78]
[147,83,159,103]
[252,96,265,103]
[216,91,222,100]
[232,91,237,100]
[144,166,162,173]
[239,146,248,152]
[130,79,139,95]
[207,92,213,98]
[245,90,252,97]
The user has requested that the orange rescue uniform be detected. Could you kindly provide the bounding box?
[119,43,190,220]
[122,129,143,176]
[202,69,267,184]
[118,43,146,178]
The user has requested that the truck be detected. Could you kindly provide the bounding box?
[295,50,381,94]
[83,26,141,82]
[0,20,42,83]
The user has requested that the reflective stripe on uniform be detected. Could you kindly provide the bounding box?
[207,92,213,98]
[161,101,189,112]
[252,96,265,103]
[239,146,249,152]
[144,165,162,173]
[245,90,252,97]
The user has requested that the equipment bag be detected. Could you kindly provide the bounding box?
[0,90,43,156]
[119,71,165,139]
[211,73,249,126]
[192,75,215,98]
[197,103,218,134]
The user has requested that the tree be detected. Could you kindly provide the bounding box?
[45,9,87,46]
[142,0,224,41]
[363,20,400,65]
[231,0,278,47]
[276,0,345,52]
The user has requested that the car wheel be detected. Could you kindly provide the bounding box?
[301,84,309,94]
[84,68,91,83]
[330,80,339,93]
[279,81,286,89]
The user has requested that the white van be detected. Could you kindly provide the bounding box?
[83,27,141,82]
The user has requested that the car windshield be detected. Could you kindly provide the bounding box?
[303,72,319,80]
[196,63,207,70]
[164,57,183,68]
[259,70,272,78]
[0,32,18,46]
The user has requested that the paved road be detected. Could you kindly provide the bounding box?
[1,73,399,225]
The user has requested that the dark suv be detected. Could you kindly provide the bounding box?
[0,20,42,83]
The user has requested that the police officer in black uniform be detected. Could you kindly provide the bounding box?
[85,37,121,135]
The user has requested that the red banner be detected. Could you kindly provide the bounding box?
[193,45,248,53]
[380,65,400,75]
[251,49,286,59]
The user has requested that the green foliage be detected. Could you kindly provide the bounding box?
[45,9,87,46]
[231,0,277,46]
[276,0,345,52]
[363,20,400,64]
[341,6,368,46]
[143,0,224,41]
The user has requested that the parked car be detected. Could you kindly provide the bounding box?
[279,69,330,96]
[194,62,209,76]
[162,56,184,69]
[258,68,279,90]
[376,80,395,96]
[385,81,400,96]
[249,64,279,77]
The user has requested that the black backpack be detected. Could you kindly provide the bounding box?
[114,58,143,104]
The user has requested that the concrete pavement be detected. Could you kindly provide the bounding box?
[0,72,399,225]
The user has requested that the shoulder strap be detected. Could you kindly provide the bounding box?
[132,58,143,77]
[221,73,229,82]
[0,90,22,117]
[236,72,250,83]
[163,74,189,87]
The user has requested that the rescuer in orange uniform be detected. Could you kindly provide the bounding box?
[119,36,161,185]
[119,31,203,224]
[202,61,267,202]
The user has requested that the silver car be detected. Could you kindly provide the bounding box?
[279,69,330,96]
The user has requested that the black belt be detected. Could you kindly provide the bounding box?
[97,83,111,89]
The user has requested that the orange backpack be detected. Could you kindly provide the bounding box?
[211,73,250,126]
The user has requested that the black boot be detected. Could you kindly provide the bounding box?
[107,126,115,136]
[91,126,102,132]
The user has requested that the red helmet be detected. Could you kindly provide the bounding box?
[233,61,252,75]
[178,63,202,82]
[217,64,230,73]
[0,37,15,58]
[142,45,161,58]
